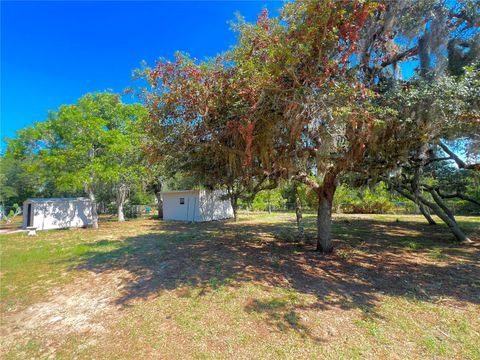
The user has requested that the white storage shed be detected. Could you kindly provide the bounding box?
[22,198,94,230]
[161,190,234,222]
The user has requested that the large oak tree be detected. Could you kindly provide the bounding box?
[141,0,479,250]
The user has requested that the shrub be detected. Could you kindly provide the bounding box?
[333,182,396,214]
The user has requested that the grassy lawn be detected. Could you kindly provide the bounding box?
[1,213,479,359]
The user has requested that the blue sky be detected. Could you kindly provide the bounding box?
[1,1,282,150]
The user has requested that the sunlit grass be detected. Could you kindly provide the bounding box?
[1,212,479,359]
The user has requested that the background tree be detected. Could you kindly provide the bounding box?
[145,164,166,219]
[356,0,480,241]
[250,188,286,213]
[5,92,147,227]
[101,104,147,221]
[376,65,479,241]
[0,155,39,207]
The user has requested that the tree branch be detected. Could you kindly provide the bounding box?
[425,156,451,166]
[432,187,480,208]
[293,172,320,192]
[380,45,418,68]
[438,141,480,171]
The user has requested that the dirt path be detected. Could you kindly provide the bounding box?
[0,228,24,235]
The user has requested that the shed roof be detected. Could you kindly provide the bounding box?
[24,197,90,203]
[161,190,199,195]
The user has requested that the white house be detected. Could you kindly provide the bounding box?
[161,190,234,222]
[22,198,94,230]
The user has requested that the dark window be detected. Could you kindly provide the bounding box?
[180,198,185,205]
[27,204,33,227]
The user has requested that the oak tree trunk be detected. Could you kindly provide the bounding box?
[116,184,128,222]
[316,175,336,253]
[117,203,125,222]
[418,202,437,225]
[294,183,304,239]
[425,188,472,243]
[430,202,471,242]
[396,187,471,243]
[429,187,456,222]
[86,187,98,229]
[86,148,98,229]
[155,192,163,219]
[412,141,434,225]
[317,194,334,253]
[231,196,238,222]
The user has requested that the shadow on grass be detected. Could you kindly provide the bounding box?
[70,215,480,339]
[244,297,325,342]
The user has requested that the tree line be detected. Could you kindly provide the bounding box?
[1,0,479,252]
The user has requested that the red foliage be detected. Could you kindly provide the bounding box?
[238,121,255,166]
[257,8,270,31]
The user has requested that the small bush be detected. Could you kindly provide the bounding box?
[334,182,397,214]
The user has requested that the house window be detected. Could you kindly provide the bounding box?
[180,198,185,205]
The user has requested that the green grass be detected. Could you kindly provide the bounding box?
[1,213,479,359]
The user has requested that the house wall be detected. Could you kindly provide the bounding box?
[22,200,93,230]
[198,190,234,221]
[162,192,201,222]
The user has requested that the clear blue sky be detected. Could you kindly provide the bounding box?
[1,1,281,150]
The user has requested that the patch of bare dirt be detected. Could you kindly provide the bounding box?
[1,269,132,352]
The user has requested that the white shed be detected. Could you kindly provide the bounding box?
[161,190,234,222]
[22,198,94,230]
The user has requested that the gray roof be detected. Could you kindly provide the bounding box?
[161,190,199,195]
[24,197,90,203]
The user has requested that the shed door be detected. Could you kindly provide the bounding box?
[27,204,33,227]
